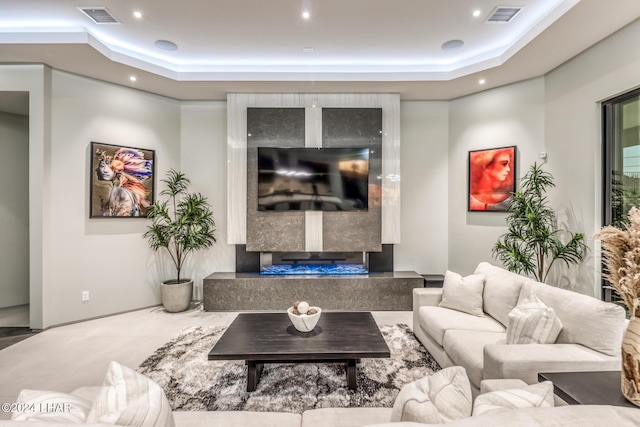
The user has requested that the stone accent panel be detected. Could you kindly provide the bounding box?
[203,271,424,311]
[322,108,382,252]
[246,108,306,252]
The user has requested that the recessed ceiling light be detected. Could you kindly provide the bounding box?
[441,39,464,51]
[472,10,481,17]
[129,75,137,82]
[154,39,178,51]
[302,47,314,53]
[479,79,486,85]
[133,11,142,19]
[301,0,312,19]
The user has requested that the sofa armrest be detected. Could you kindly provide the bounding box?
[483,343,621,385]
[413,288,442,310]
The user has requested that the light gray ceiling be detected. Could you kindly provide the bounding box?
[0,0,639,101]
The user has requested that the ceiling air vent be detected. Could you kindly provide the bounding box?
[486,6,523,23]
[78,7,119,24]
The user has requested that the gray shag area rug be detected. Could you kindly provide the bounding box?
[138,323,440,413]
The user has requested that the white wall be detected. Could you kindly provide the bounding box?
[544,18,640,297]
[0,111,29,308]
[47,70,181,327]
[0,65,49,329]
[180,102,235,300]
[395,101,449,274]
[448,77,546,275]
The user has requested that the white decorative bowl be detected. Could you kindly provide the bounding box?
[287,306,322,332]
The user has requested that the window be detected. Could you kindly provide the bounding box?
[602,87,640,301]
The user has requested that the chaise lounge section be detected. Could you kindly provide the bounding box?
[412,262,627,395]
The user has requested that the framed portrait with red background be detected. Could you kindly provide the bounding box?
[468,146,516,212]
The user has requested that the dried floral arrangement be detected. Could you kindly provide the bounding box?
[595,206,640,317]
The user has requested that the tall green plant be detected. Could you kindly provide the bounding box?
[143,169,216,283]
[492,163,587,283]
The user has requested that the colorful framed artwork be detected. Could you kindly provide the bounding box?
[468,145,516,212]
[90,142,155,218]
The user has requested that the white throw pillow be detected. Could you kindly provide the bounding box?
[438,271,485,317]
[390,366,472,424]
[11,389,92,423]
[87,361,175,427]
[472,381,555,416]
[506,291,563,344]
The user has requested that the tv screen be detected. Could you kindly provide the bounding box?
[257,147,369,211]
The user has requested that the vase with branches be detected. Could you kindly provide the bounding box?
[492,163,587,283]
[143,169,216,312]
[595,206,640,407]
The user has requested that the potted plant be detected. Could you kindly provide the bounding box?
[143,169,216,312]
[492,163,587,283]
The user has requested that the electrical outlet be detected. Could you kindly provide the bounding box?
[82,291,90,302]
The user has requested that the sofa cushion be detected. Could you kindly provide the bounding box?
[520,280,626,356]
[482,342,621,385]
[442,330,506,388]
[11,390,92,423]
[365,405,640,427]
[506,291,563,344]
[474,262,528,327]
[438,271,485,317]
[418,307,505,347]
[87,361,175,427]
[173,410,303,427]
[472,381,554,416]
[390,366,472,424]
[300,408,391,427]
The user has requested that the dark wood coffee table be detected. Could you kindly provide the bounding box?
[538,371,638,408]
[208,311,390,391]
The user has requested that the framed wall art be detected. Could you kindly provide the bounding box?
[90,142,155,218]
[468,145,516,212]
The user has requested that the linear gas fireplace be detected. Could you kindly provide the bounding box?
[260,251,368,275]
[234,244,394,274]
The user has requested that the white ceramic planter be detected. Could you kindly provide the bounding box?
[161,279,193,313]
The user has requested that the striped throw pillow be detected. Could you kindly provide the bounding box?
[87,361,175,427]
[506,291,563,344]
[391,366,473,423]
[472,381,555,416]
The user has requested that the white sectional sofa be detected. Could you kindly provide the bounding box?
[2,405,639,427]
[4,385,639,427]
[412,262,627,395]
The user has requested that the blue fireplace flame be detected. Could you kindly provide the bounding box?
[260,263,368,275]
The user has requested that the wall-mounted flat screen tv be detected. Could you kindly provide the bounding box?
[257,147,369,211]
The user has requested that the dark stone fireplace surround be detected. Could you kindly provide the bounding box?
[202,244,424,311]
[203,103,424,311]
